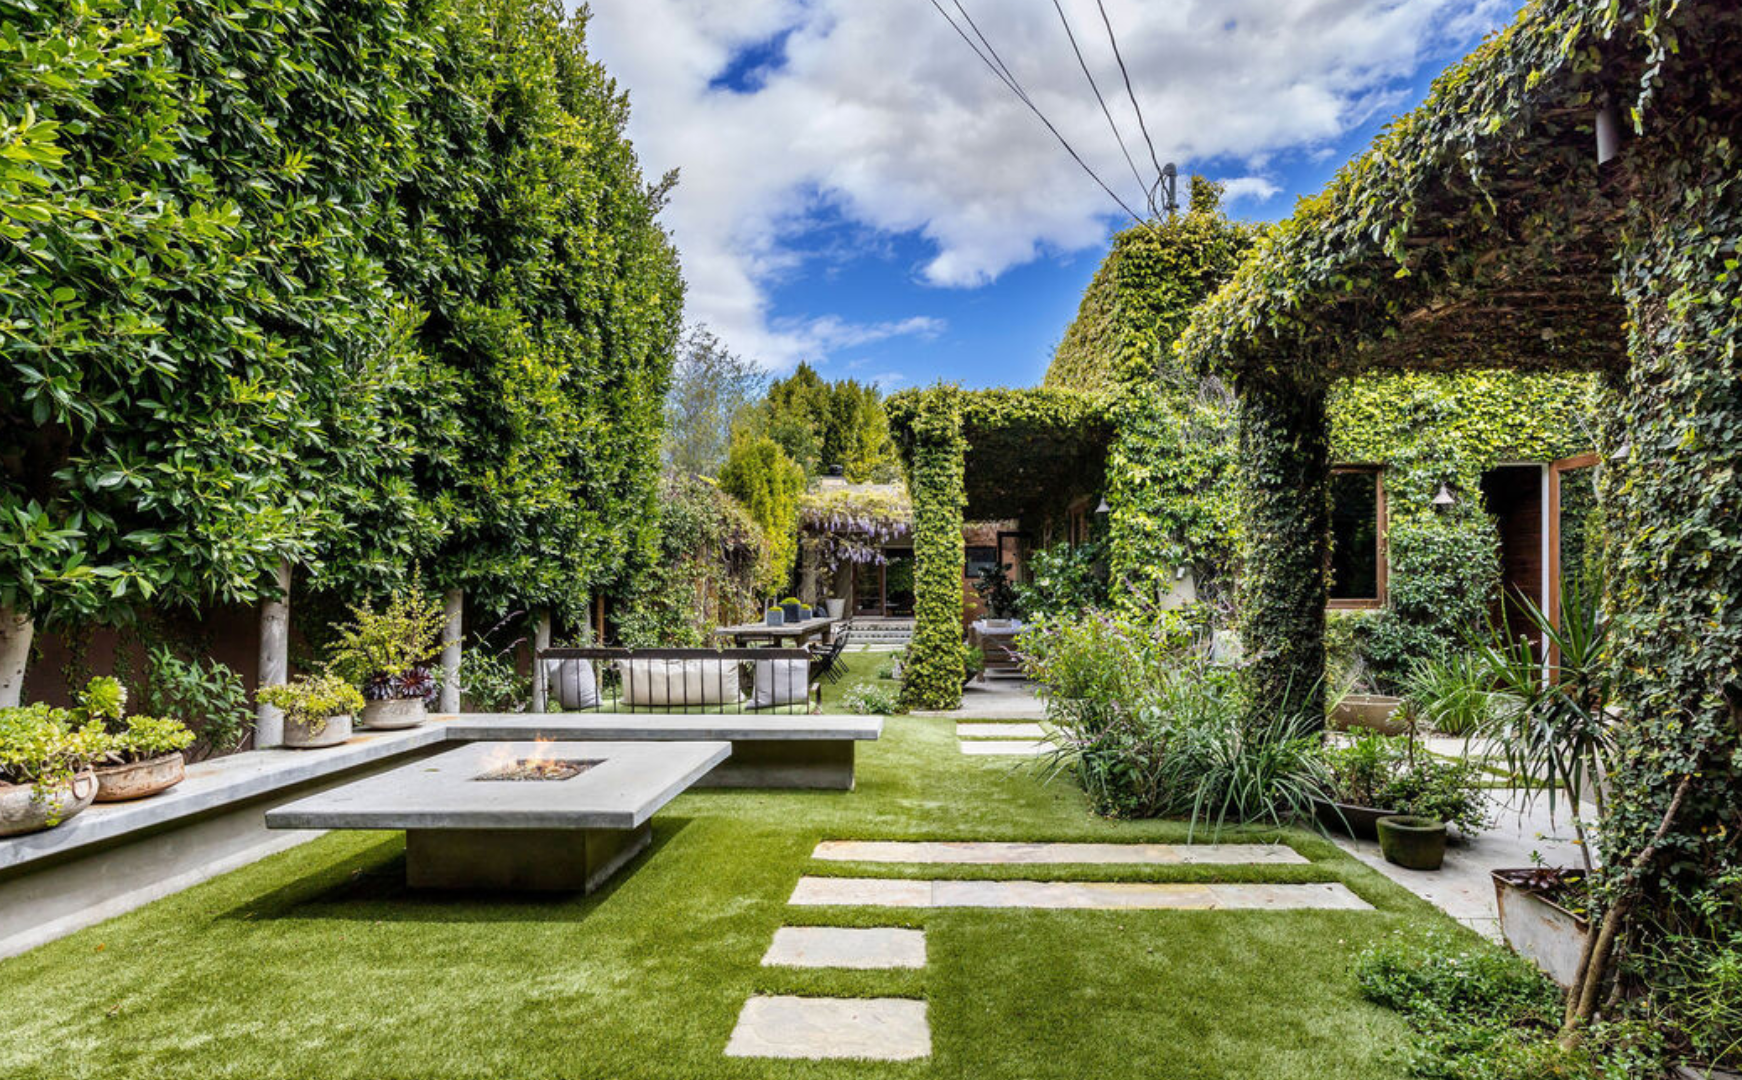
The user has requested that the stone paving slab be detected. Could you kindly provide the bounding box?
[724,996,930,1060]
[958,740,1050,756]
[811,840,1308,865]
[762,926,926,969]
[789,876,1372,911]
[955,723,1047,739]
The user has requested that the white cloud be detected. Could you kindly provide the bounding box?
[582,0,1511,368]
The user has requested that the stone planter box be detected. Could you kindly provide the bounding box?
[765,608,785,627]
[94,753,186,803]
[1330,694,1412,735]
[1311,795,1401,841]
[1376,814,1447,870]
[0,772,97,837]
[781,602,802,623]
[285,713,353,749]
[361,697,426,730]
[1493,869,1590,988]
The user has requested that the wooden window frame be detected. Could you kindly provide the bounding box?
[1545,452,1601,666]
[1326,464,1388,611]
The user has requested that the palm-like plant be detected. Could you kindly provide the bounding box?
[1471,575,1615,870]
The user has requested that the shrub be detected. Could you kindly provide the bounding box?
[257,675,366,737]
[1402,651,1493,736]
[1013,543,1108,620]
[141,647,252,759]
[842,682,900,715]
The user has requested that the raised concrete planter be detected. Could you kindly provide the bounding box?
[444,714,882,791]
[1330,694,1412,735]
[0,724,446,958]
[266,740,729,892]
[94,753,185,802]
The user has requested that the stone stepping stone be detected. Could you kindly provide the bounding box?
[959,740,1050,756]
[812,840,1307,865]
[956,722,1046,739]
[788,876,1372,911]
[761,926,926,969]
[724,995,930,1060]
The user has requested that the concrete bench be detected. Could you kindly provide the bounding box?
[445,713,884,791]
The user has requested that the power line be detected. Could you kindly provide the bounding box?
[1050,0,1152,215]
[927,0,1152,228]
[1092,0,1175,215]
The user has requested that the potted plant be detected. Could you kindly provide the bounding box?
[257,674,365,749]
[780,596,803,623]
[1376,814,1449,870]
[962,645,985,688]
[1490,867,1591,988]
[765,605,785,627]
[0,702,107,836]
[74,675,196,801]
[328,587,445,729]
[1314,731,1489,843]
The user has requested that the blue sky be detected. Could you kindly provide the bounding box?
[584,0,1522,391]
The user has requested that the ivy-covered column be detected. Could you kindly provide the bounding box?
[901,387,967,710]
[1600,120,1742,901]
[1235,375,1330,726]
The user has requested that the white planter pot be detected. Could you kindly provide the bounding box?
[284,713,353,749]
[0,771,97,836]
[825,599,846,620]
[361,697,426,730]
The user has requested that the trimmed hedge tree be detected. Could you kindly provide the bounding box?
[892,386,967,710]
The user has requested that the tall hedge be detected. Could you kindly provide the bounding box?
[0,0,681,694]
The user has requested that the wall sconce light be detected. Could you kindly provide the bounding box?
[1432,482,1457,509]
[1095,497,1111,515]
[1595,99,1620,165]
[1611,441,1631,462]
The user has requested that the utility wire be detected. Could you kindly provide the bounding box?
[1050,0,1152,216]
[927,0,1152,228]
[1092,0,1174,214]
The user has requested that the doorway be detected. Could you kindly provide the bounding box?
[852,549,916,617]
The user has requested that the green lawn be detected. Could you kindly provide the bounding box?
[0,664,1477,1080]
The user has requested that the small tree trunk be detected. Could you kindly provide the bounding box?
[255,561,292,748]
[0,603,34,709]
[528,610,551,714]
[439,588,463,713]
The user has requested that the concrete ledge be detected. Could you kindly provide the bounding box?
[444,713,882,742]
[0,723,447,874]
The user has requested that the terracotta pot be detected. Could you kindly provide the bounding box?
[284,712,353,749]
[1376,814,1447,870]
[0,771,98,836]
[94,752,186,802]
[1492,869,1590,988]
[361,697,426,730]
[1311,795,1402,840]
[1330,694,1412,735]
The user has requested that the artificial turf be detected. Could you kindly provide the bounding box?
[0,653,1484,1079]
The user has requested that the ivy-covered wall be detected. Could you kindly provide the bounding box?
[888,387,967,710]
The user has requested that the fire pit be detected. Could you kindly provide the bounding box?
[265,740,729,893]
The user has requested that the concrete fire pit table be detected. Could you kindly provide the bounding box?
[264,740,729,892]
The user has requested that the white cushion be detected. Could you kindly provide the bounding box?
[751,658,811,709]
[617,658,742,707]
[543,659,600,710]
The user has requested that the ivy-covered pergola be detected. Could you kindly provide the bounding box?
[1178,0,1739,1034]
[887,387,1113,709]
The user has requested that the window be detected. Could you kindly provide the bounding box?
[1328,468,1385,607]
[964,545,1000,579]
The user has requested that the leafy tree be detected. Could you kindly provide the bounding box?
[746,362,901,482]
[663,325,767,478]
[717,434,805,593]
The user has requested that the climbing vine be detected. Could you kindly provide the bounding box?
[888,386,967,710]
